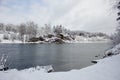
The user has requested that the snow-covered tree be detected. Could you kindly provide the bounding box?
[53,25,63,35]
[111,1,120,45]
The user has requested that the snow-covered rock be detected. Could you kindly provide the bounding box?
[105,43,120,57]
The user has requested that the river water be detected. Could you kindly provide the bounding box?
[0,43,109,71]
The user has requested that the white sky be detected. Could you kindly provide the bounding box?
[0,0,118,34]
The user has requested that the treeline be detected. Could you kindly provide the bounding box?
[0,21,108,42]
[0,22,38,41]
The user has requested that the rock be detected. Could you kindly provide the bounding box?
[47,69,53,73]
[95,56,98,57]
[0,67,9,71]
[29,37,40,42]
[29,37,45,42]
[47,34,54,38]
[52,38,65,44]
[91,60,97,64]
[107,52,113,56]
[104,52,114,58]
[39,36,45,41]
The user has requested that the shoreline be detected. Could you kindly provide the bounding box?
[0,40,109,44]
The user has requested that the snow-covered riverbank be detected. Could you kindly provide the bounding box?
[0,43,120,80]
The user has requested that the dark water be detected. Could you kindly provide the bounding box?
[0,43,109,71]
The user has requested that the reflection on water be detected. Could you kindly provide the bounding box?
[0,43,109,71]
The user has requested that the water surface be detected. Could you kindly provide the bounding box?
[0,43,109,71]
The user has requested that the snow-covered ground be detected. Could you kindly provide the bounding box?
[0,44,120,80]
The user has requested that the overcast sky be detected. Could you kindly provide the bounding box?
[0,0,118,34]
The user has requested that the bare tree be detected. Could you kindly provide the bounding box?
[26,21,38,39]
[53,25,63,35]
[18,23,27,41]
[0,23,5,31]
[44,24,52,35]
